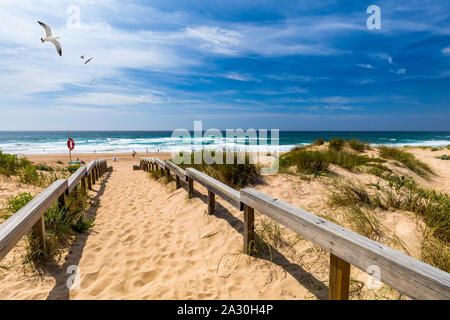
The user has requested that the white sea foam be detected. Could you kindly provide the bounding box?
[0,136,449,155]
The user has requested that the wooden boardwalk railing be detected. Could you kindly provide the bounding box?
[0,159,108,262]
[140,157,450,300]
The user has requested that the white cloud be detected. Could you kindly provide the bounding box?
[442,46,450,55]
[357,64,374,69]
[56,92,164,106]
[223,72,259,82]
[184,26,242,55]
[396,68,406,74]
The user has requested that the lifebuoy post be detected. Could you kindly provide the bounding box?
[67,136,75,163]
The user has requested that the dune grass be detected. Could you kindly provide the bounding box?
[0,151,49,186]
[329,175,449,271]
[378,146,432,177]
[328,138,346,151]
[312,138,324,146]
[279,146,387,176]
[173,151,258,188]
[25,185,94,265]
[348,139,370,152]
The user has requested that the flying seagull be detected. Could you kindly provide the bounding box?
[80,55,85,59]
[38,21,62,56]
[85,57,93,64]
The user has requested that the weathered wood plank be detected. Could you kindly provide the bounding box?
[68,167,87,193]
[329,253,350,300]
[243,204,255,255]
[186,168,243,210]
[240,188,450,300]
[165,161,188,182]
[0,179,68,261]
[208,191,215,215]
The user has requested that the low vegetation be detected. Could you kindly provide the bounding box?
[312,138,324,146]
[329,175,449,271]
[348,139,370,152]
[5,192,34,215]
[25,187,95,264]
[2,185,95,265]
[173,151,258,188]
[279,146,387,176]
[378,146,432,177]
[328,138,346,151]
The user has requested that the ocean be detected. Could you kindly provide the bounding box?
[0,131,449,155]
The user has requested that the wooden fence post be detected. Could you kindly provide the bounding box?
[58,191,67,209]
[208,191,215,215]
[81,176,87,194]
[91,170,95,185]
[188,177,194,198]
[243,204,255,255]
[329,253,351,300]
[165,168,170,179]
[176,176,181,189]
[87,173,92,190]
[32,216,46,254]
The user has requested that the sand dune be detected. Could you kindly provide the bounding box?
[1,147,446,299]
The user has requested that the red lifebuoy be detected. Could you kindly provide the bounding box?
[67,138,75,151]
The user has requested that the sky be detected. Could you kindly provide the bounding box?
[0,0,449,131]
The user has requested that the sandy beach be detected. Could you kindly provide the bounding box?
[0,146,448,299]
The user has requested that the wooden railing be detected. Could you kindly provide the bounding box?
[140,157,450,300]
[0,159,108,261]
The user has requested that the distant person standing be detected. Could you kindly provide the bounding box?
[132,150,136,158]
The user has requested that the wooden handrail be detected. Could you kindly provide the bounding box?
[165,160,188,182]
[240,188,450,300]
[150,156,450,300]
[0,159,108,262]
[0,179,67,261]
[186,168,243,210]
[68,167,87,193]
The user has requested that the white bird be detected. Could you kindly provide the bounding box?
[38,21,62,56]
[80,55,85,59]
[84,57,93,64]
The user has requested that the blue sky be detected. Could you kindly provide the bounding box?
[0,0,449,130]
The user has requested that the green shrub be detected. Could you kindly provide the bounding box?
[280,147,387,176]
[348,139,370,152]
[174,151,257,188]
[72,216,95,233]
[312,138,324,146]
[19,163,42,185]
[6,192,34,214]
[328,138,346,151]
[25,185,93,264]
[36,163,54,172]
[438,155,449,160]
[280,149,330,176]
[66,164,81,174]
[378,146,432,177]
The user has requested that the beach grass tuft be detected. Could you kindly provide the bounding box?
[174,151,258,188]
[280,146,387,176]
[378,146,432,177]
[348,138,370,152]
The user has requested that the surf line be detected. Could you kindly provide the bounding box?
[177,304,211,318]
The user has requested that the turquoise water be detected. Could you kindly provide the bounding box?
[0,131,449,154]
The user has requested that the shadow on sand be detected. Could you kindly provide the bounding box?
[45,172,111,300]
[183,183,329,300]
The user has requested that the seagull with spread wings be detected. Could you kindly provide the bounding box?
[85,57,93,64]
[38,21,62,56]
